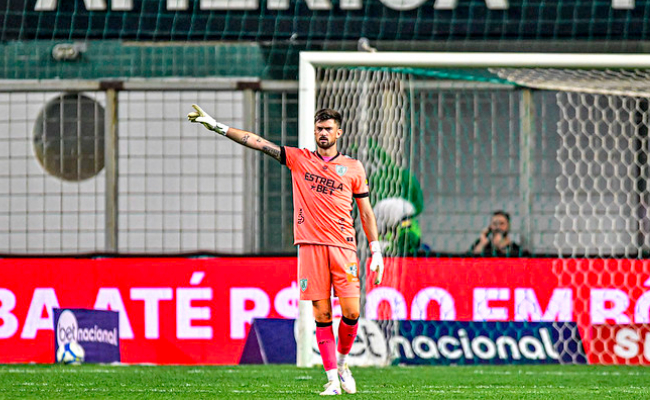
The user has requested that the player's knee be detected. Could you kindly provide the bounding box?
[314,310,332,322]
[313,306,332,321]
[343,310,359,320]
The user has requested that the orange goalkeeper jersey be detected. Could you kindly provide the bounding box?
[281,146,369,251]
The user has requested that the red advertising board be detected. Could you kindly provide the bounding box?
[365,258,561,322]
[591,324,650,365]
[367,257,650,364]
[0,257,296,364]
[1,257,650,364]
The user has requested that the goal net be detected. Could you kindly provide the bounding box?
[298,52,650,367]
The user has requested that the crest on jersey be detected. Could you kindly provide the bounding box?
[300,279,308,292]
[336,165,348,176]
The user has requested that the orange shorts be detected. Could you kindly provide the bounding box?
[297,244,360,301]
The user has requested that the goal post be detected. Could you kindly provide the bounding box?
[297,52,650,367]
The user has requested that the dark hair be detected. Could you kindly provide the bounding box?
[314,108,342,127]
[492,210,510,222]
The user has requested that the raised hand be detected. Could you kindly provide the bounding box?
[187,104,229,136]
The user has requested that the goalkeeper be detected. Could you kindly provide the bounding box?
[188,105,384,396]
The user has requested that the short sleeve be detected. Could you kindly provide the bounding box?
[352,160,370,198]
[282,146,300,170]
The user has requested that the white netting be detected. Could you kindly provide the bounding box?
[493,67,650,256]
[311,62,650,366]
[554,92,650,257]
[492,68,650,97]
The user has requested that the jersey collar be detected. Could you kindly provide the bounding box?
[314,151,341,163]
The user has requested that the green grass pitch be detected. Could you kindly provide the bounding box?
[1,364,649,399]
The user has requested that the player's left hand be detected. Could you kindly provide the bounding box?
[369,241,384,285]
[187,104,229,136]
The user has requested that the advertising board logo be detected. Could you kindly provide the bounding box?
[592,324,650,365]
[55,309,119,347]
[392,321,585,365]
[35,0,636,12]
[309,319,389,366]
[57,310,79,346]
[32,0,545,12]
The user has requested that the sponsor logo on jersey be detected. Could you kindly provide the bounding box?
[304,172,344,195]
[297,208,305,224]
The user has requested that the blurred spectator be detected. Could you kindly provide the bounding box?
[470,210,523,257]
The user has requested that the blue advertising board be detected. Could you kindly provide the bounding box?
[53,308,120,364]
[393,321,586,365]
[240,319,297,364]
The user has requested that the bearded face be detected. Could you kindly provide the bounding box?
[314,119,342,150]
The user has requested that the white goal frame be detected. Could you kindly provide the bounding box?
[299,51,650,151]
[295,51,650,367]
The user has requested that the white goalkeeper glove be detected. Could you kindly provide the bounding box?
[187,104,229,136]
[369,241,384,285]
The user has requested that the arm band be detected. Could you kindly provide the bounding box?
[280,146,287,165]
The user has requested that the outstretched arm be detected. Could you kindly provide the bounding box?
[224,126,282,161]
[356,196,384,285]
[187,104,282,162]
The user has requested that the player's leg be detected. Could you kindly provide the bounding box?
[298,245,340,395]
[336,297,359,394]
[312,299,341,395]
[337,297,360,361]
[329,247,361,394]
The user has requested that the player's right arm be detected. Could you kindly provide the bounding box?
[187,104,282,162]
